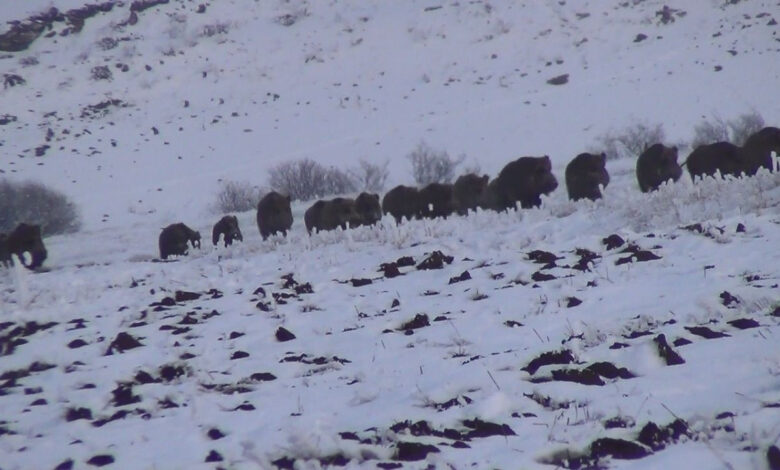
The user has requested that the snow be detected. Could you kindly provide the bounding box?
[1,0,779,469]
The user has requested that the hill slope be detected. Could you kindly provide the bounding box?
[1,1,779,469]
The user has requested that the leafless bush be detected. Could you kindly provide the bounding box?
[201,22,230,37]
[594,122,666,160]
[97,37,118,50]
[0,179,81,235]
[407,141,465,185]
[213,180,264,213]
[691,111,764,148]
[90,65,113,81]
[268,158,357,201]
[349,159,389,192]
[728,112,764,146]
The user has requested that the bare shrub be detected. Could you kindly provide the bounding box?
[595,122,666,160]
[691,111,764,148]
[0,179,81,235]
[727,112,764,146]
[201,22,230,37]
[90,65,113,81]
[407,141,465,185]
[268,158,357,201]
[691,117,730,149]
[349,159,389,192]
[213,180,263,213]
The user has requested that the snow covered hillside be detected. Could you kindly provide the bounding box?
[1,0,779,227]
[1,1,779,469]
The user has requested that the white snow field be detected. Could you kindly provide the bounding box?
[1,1,779,469]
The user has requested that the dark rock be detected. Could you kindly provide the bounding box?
[55,459,74,470]
[448,270,471,284]
[654,334,685,365]
[586,362,635,379]
[720,291,739,307]
[350,278,372,287]
[275,327,296,342]
[272,456,295,469]
[231,350,250,360]
[527,250,559,265]
[68,339,88,349]
[396,256,415,267]
[590,437,650,460]
[728,318,759,329]
[175,290,201,302]
[159,364,186,382]
[205,450,223,462]
[86,454,114,467]
[395,441,440,461]
[380,262,402,278]
[111,383,140,406]
[684,326,730,339]
[551,368,605,386]
[603,234,625,249]
[547,73,569,85]
[66,407,93,422]
[416,251,453,270]
[399,314,430,331]
[768,445,780,470]
[105,332,142,355]
[249,372,277,382]
[616,250,662,265]
[566,297,582,308]
[462,418,516,438]
[634,33,648,42]
[531,271,556,282]
[134,370,157,384]
[673,337,692,347]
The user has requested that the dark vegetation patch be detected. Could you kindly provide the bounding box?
[637,419,690,451]
[280,353,351,365]
[80,99,129,119]
[522,349,576,375]
[0,321,58,356]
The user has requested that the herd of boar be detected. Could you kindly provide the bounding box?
[156,125,777,260]
[0,127,777,265]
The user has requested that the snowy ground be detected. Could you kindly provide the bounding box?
[1,1,780,469]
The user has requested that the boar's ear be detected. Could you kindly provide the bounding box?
[373,193,379,202]
[600,153,607,164]
[541,156,552,169]
[482,174,489,183]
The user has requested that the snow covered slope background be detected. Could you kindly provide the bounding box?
[1,0,778,227]
[1,1,779,469]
